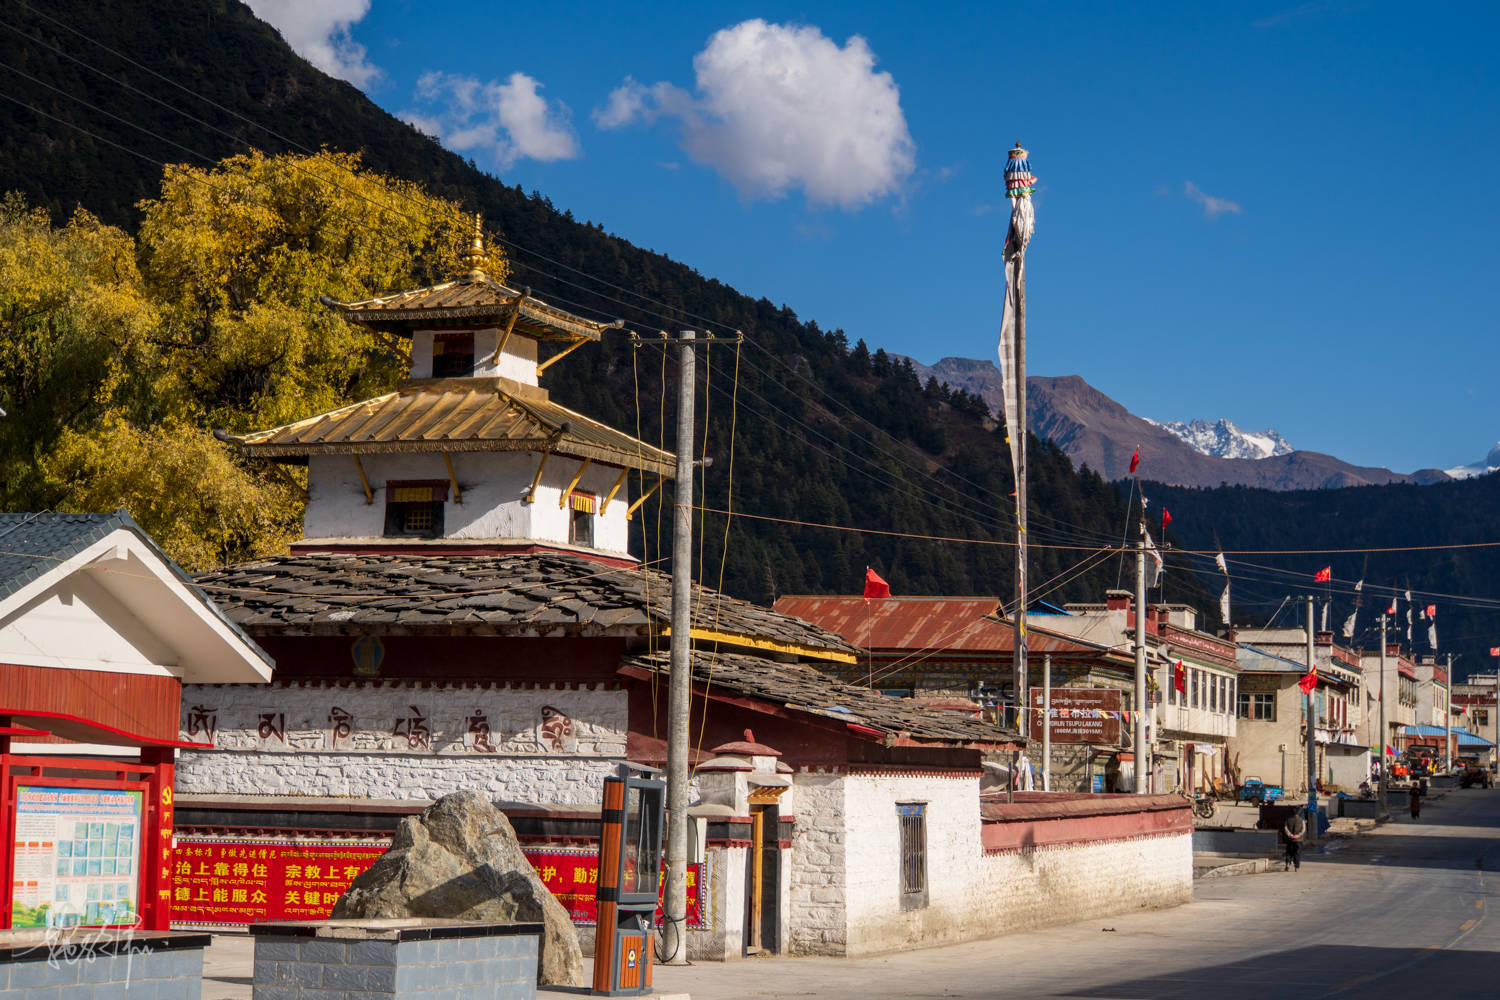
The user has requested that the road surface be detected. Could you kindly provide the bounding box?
[645,786,1500,999]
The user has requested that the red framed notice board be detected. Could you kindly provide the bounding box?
[172,839,706,929]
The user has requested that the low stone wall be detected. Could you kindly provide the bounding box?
[251,919,540,1000]
[0,929,208,999]
[790,776,1194,958]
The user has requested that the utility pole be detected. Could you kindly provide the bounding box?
[1378,614,1388,812]
[1445,652,1453,773]
[1304,596,1319,843]
[1042,653,1052,792]
[663,329,695,965]
[1133,519,1148,794]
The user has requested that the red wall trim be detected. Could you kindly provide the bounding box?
[0,663,180,743]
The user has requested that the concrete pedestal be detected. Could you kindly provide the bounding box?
[251,918,542,1000]
[0,928,209,999]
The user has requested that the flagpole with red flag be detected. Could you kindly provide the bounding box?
[863,567,890,687]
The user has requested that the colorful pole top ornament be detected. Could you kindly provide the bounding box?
[1004,143,1036,199]
[1004,142,1036,254]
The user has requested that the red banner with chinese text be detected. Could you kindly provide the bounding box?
[171,840,703,928]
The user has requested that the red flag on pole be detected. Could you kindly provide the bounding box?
[1298,666,1318,694]
[1129,448,1140,475]
[1173,660,1185,695]
[1161,508,1172,531]
[1425,604,1437,618]
[863,567,891,601]
[1313,567,1331,582]
[1490,647,1500,657]
[1388,602,1398,615]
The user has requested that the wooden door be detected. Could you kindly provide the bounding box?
[747,806,765,953]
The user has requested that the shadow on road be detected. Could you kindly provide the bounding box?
[1079,944,1500,999]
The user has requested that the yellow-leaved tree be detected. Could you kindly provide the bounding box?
[1,150,507,569]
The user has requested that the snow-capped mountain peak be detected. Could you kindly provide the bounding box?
[1444,441,1500,480]
[1145,418,1294,461]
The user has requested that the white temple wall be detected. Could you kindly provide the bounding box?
[177,681,628,805]
[408,328,538,384]
[303,452,632,554]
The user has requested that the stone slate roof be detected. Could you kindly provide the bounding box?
[194,550,856,658]
[232,377,676,476]
[622,649,1023,748]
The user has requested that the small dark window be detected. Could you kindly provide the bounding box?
[384,481,449,538]
[897,802,927,910]
[567,492,596,547]
[431,333,475,378]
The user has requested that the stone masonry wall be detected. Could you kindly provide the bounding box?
[176,751,620,806]
[786,774,846,956]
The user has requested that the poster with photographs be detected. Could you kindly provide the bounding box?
[11,786,143,928]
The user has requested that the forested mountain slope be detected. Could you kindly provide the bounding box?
[0,0,1187,612]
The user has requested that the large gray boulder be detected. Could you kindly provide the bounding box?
[331,791,585,987]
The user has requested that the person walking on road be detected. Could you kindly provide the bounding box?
[1282,809,1305,872]
[1409,784,1421,820]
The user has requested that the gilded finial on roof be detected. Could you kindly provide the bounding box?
[462,213,486,280]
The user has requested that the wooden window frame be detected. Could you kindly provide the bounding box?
[897,802,927,911]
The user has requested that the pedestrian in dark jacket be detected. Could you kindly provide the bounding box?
[1410,784,1421,820]
[1282,810,1305,872]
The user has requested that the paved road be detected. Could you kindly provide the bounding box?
[646,787,1500,1000]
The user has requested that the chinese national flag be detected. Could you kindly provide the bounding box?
[1298,667,1318,694]
[863,567,891,601]
[1173,660,1186,694]
[1313,567,1331,583]
[1490,647,1500,657]
[1129,448,1140,475]
[1425,604,1437,618]
[1161,508,1172,531]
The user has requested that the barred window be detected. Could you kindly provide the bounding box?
[897,802,927,910]
[431,333,475,378]
[384,480,449,538]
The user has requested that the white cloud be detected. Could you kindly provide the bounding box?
[595,19,915,209]
[405,71,580,168]
[1184,181,1242,219]
[244,0,379,87]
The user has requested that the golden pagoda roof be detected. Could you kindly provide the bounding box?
[322,276,620,342]
[232,376,676,477]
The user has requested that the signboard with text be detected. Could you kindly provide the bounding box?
[11,785,144,928]
[1029,687,1124,744]
[172,840,704,929]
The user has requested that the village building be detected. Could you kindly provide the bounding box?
[1450,672,1500,768]
[173,251,1193,957]
[1229,628,1367,792]
[1413,656,1451,729]
[0,511,272,930]
[1360,643,1418,760]
[775,591,1238,796]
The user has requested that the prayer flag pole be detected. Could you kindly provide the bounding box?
[999,142,1036,739]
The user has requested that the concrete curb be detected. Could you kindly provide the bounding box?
[1195,857,1272,879]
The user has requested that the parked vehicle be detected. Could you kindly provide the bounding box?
[1461,765,1493,789]
[1238,777,1285,804]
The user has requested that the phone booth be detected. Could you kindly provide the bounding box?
[592,763,665,996]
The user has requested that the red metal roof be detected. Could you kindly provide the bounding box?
[770,596,1120,660]
[773,596,1000,650]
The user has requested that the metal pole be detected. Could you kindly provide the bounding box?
[663,329,695,965]
[1378,614,1388,812]
[1042,653,1052,791]
[1133,522,1147,794]
[1305,596,1319,843]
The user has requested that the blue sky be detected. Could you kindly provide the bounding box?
[248,1,1500,474]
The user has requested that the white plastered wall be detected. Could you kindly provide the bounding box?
[409,328,539,384]
[302,451,632,554]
